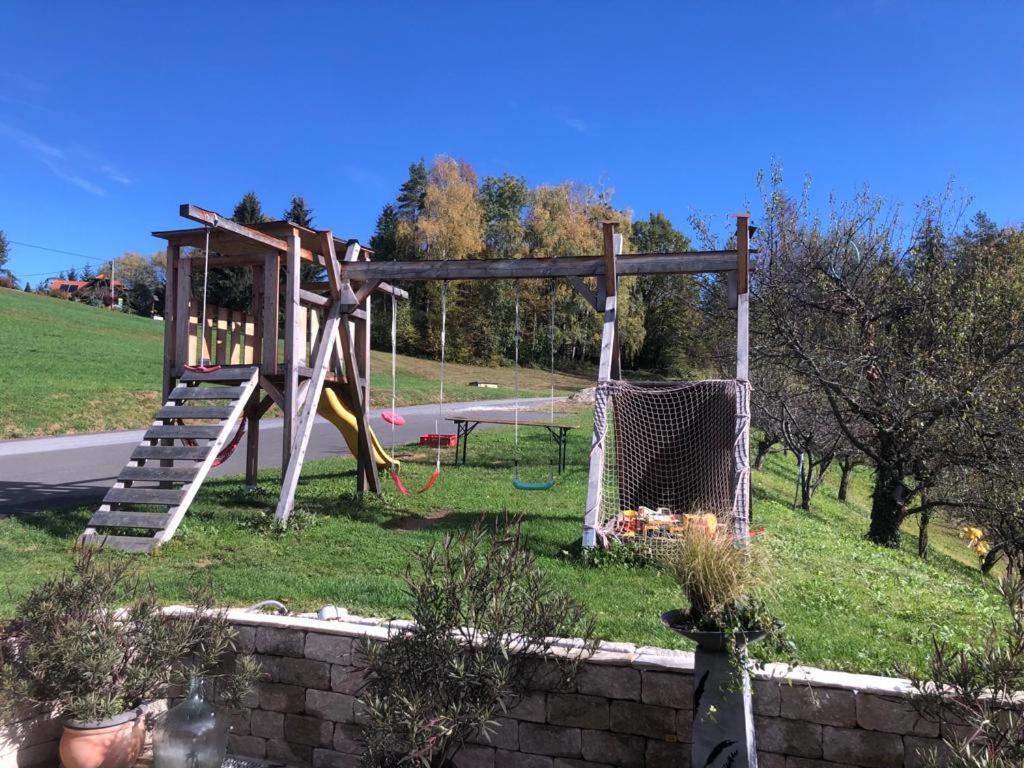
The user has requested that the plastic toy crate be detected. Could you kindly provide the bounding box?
[420,433,457,448]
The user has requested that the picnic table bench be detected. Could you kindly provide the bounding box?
[447,416,576,472]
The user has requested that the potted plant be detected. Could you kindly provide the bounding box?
[659,523,788,768]
[0,548,261,768]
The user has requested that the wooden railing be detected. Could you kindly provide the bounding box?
[186,302,325,368]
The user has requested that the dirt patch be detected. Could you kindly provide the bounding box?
[387,507,453,531]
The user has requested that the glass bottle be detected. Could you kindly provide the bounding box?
[153,677,229,768]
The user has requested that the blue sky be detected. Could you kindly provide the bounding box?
[2,2,1022,283]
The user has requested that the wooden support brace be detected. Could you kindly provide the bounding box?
[339,315,381,494]
[275,300,345,523]
[566,275,603,312]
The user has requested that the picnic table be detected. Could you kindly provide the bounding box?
[447,416,576,472]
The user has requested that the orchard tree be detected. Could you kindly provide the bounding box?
[756,185,1024,546]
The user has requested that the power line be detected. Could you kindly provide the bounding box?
[8,240,106,263]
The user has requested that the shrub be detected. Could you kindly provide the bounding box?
[359,515,595,768]
[0,548,261,722]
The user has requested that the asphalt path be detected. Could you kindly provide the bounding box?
[0,398,555,516]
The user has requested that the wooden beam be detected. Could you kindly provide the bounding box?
[603,223,621,380]
[335,250,739,282]
[339,315,381,494]
[735,214,751,381]
[173,256,192,375]
[354,279,381,305]
[162,244,180,400]
[179,204,288,252]
[275,299,347,524]
[299,289,329,307]
[566,275,601,312]
[736,213,750,295]
[282,231,301,470]
[262,252,280,375]
[320,230,342,299]
[302,280,409,300]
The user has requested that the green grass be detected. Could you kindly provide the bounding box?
[0,288,592,439]
[0,409,1004,677]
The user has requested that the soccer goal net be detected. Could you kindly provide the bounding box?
[591,379,750,552]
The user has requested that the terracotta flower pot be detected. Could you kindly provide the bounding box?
[59,709,146,768]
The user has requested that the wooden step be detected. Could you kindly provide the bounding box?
[180,366,259,383]
[118,465,200,483]
[144,425,223,440]
[131,445,210,461]
[89,511,171,529]
[104,487,185,505]
[80,534,157,553]
[157,406,235,420]
[169,386,246,400]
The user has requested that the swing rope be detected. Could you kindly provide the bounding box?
[512,281,556,491]
[389,282,446,496]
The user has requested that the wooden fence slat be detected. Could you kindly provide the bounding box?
[230,310,242,364]
[244,320,255,364]
[216,307,228,364]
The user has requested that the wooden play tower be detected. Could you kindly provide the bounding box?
[82,203,750,553]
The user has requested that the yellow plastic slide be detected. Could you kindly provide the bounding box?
[317,387,398,470]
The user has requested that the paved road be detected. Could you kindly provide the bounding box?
[0,398,555,516]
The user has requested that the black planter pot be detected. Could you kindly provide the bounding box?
[660,608,768,651]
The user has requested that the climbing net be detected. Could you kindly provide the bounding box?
[593,379,750,552]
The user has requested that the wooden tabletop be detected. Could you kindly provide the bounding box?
[447,416,576,430]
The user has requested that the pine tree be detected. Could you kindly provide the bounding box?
[23,281,30,292]
[284,196,314,227]
[0,230,9,276]
[233,191,266,225]
[396,161,427,220]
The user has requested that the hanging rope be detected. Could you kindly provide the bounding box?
[512,280,556,491]
[381,294,405,426]
[389,282,446,496]
[199,223,214,366]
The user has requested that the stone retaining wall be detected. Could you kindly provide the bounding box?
[0,704,60,768]
[220,610,952,768]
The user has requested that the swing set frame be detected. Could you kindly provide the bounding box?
[153,204,751,542]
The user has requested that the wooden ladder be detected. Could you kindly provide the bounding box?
[80,366,260,552]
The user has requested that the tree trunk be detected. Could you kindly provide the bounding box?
[917,509,930,559]
[754,437,775,471]
[838,460,853,502]
[868,448,908,548]
[981,545,1003,575]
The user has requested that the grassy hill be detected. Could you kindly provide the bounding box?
[0,407,1002,677]
[0,288,592,439]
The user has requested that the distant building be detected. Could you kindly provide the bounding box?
[49,279,89,294]
[49,274,123,303]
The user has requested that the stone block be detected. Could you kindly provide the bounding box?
[313,748,356,768]
[495,749,553,768]
[856,693,939,737]
[552,759,612,768]
[904,735,955,768]
[452,744,496,768]
[227,734,266,759]
[608,701,675,739]
[580,730,644,768]
[331,665,368,696]
[525,659,575,692]
[756,752,785,768]
[576,666,641,701]
[285,714,334,747]
[267,737,313,766]
[333,723,365,755]
[641,671,693,710]
[256,626,305,657]
[272,656,331,689]
[784,759,842,768]
[780,686,856,728]
[754,716,822,758]
[5,739,59,768]
[227,708,250,736]
[469,718,519,751]
[233,625,257,654]
[676,710,693,743]
[518,724,582,757]
[547,694,609,730]
[306,690,356,723]
[250,709,284,739]
[306,633,354,664]
[821,725,902,768]
[509,692,547,723]
[644,739,691,768]
[753,679,782,717]
[258,682,306,713]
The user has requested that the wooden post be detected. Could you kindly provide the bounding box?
[174,255,192,377]
[262,253,280,375]
[282,232,301,470]
[245,390,261,489]
[582,224,622,548]
[162,244,180,400]
[735,214,750,381]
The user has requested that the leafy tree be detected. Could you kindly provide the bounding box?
[0,230,10,277]
[755,179,1024,546]
[631,212,705,376]
[283,195,314,227]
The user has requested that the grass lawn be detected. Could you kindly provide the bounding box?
[0,408,1004,677]
[0,288,592,439]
